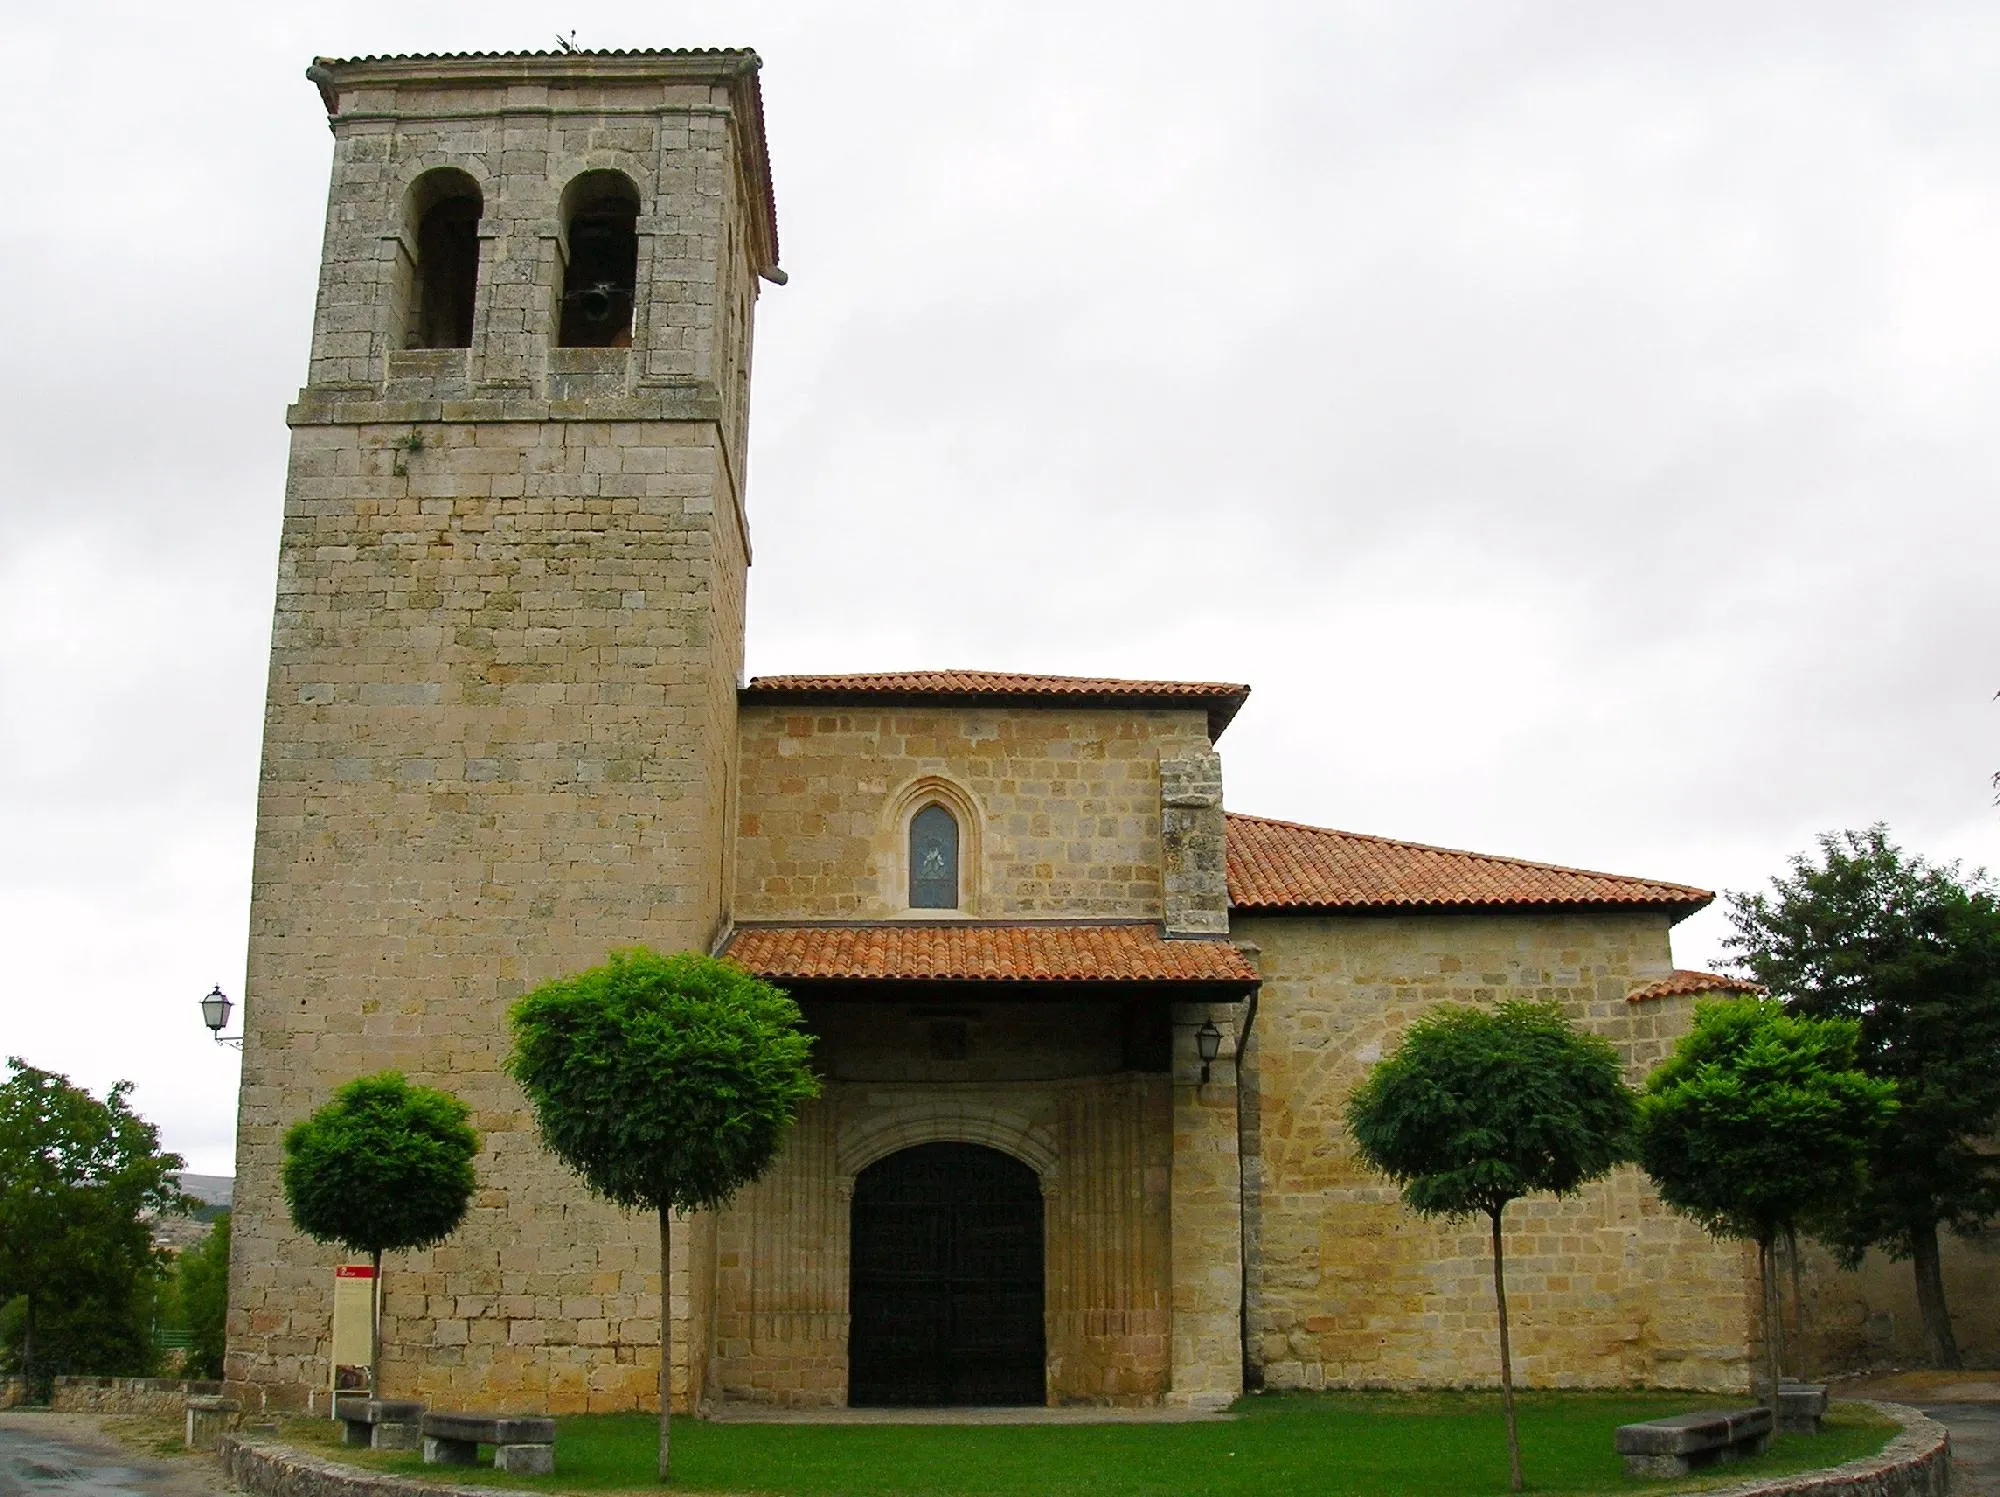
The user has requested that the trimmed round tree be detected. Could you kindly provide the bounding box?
[1637,996,1895,1407]
[282,1072,479,1398]
[1345,1001,1637,1493]
[506,948,818,1482]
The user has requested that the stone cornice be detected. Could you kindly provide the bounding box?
[286,384,724,427]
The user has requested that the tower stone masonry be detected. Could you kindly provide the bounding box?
[228,49,778,1411]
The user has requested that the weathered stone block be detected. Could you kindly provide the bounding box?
[185,1396,240,1452]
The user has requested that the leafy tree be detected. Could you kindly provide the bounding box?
[1345,1002,1636,1492]
[1636,998,1894,1405]
[0,1058,184,1397]
[1726,826,2000,1367]
[282,1073,478,1397]
[508,949,818,1482]
[174,1210,231,1380]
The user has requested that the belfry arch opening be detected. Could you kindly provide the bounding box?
[848,1142,1046,1407]
[401,168,482,349]
[558,170,640,347]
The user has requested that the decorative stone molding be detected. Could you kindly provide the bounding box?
[834,1090,1058,1182]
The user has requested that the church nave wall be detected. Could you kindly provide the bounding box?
[1235,910,1758,1394]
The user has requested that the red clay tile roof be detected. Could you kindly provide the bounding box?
[721,922,1259,988]
[1224,813,1713,918]
[740,671,1252,738]
[1627,970,1766,1002]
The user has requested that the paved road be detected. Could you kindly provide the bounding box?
[0,1419,226,1497]
[1913,1402,2000,1497]
[1830,1372,2000,1497]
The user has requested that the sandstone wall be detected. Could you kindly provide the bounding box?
[733,705,1213,920]
[1235,910,1756,1393]
[228,56,767,1415]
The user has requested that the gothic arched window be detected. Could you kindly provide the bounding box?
[909,804,959,910]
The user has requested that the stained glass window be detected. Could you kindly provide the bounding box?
[909,803,959,909]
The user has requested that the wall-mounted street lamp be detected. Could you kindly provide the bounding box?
[200,986,244,1049]
[1196,1019,1223,1084]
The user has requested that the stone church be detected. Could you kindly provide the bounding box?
[226,46,1765,1414]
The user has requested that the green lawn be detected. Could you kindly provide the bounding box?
[291,1393,1898,1496]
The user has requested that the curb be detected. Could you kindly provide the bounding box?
[217,1436,539,1497]
[1682,1401,1949,1497]
[215,1400,1950,1497]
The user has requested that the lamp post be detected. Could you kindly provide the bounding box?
[1196,1018,1223,1084]
[200,986,244,1049]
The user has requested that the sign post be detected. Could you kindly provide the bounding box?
[330,1264,376,1414]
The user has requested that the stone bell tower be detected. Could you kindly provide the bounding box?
[227,49,781,1412]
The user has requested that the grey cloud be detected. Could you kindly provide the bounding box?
[1,0,1994,1171]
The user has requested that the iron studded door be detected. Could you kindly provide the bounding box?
[848,1142,1046,1406]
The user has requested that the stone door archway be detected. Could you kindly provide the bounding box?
[847,1141,1046,1406]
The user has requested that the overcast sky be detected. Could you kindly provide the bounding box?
[2,1,1995,1175]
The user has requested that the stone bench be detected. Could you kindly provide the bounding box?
[421,1412,557,1475]
[1615,1406,1774,1478]
[335,1398,425,1451]
[1778,1382,1829,1435]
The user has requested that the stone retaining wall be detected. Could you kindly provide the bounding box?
[215,1401,1949,1497]
[1699,1402,1948,1497]
[218,1437,531,1497]
[50,1377,223,1415]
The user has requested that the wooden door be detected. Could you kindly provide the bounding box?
[848,1142,1046,1406]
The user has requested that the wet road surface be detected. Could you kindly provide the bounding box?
[1915,1401,1999,1497]
[0,1419,226,1497]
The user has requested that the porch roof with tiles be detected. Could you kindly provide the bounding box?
[720,920,1258,996]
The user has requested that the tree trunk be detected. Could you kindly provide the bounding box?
[21,1292,36,1402]
[1490,1208,1522,1494]
[1910,1219,1962,1370]
[1765,1235,1786,1386]
[658,1210,673,1482]
[370,1248,384,1398]
[1784,1227,1807,1383]
[1758,1237,1782,1412]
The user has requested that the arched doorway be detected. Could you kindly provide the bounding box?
[848,1142,1046,1406]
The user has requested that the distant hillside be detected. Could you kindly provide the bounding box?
[172,1172,234,1218]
